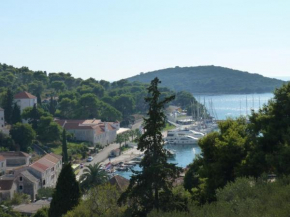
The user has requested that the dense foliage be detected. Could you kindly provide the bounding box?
[127,66,285,94]
[0,63,200,128]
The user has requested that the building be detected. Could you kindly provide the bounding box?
[55,119,120,146]
[13,199,50,216]
[0,152,30,168]
[14,170,40,201]
[0,155,6,176]
[0,107,4,128]
[14,91,37,113]
[28,153,62,188]
[108,175,129,192]
[0,179,17,202]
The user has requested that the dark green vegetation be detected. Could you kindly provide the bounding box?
[149,176,290,217]
[49,163,81,217]
[127,65,285,94]
[118,78,183,216]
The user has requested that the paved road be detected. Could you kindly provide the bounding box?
[78,143,120,178]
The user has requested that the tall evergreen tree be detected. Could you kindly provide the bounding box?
[30,104,39,130]
[49,163,81,217]
[62,129,68,164]
[118,77,182,216]
[2,88,14,124]
[36,92,42,106]
[49,96,56,115]
[11,103,22,124]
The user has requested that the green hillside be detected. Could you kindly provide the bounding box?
[127,66,285,94]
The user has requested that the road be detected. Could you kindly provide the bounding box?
[77,142,120,178]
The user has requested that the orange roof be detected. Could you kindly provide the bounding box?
[43,153,61,163]
[30,162,49,172]
[14,91,36,99]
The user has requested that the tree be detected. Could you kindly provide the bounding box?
[11,103,22,125]
[65,184,127,217]
[49,163,81,217]
[36,92,42,106]
[115,134,124,149]
[62,129,68,164]
[49,96,56,115]
[1,88,14,124]
[51,81,66,93]
[33,207,48,217]
[118,77,182,216]
[79,163,109,191]
[37,117,62,143]
[10,123,36,152]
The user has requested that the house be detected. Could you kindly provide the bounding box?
[55,119,120,146]
[14,91,37,113]
[108,175,129,192]
[13,199,50,216]
[14,170,40,201]
[0,107,4,128]
[0,179,17,202]
[28,153,62,188]
[0,152,30,168]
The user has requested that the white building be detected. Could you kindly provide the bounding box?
[14,91,37,113]
[55,119,120,146]
[28,153,62,188]
[0,107,4,128]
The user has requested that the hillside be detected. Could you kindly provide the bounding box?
[127,66,285,94]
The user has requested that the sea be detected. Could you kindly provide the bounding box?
[116,93,274,179]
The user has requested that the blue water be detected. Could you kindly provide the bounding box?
[116,93,274,179]
[116,144,201,179]
[195,93,273,120]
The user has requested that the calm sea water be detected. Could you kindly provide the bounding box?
[195,93,274,120]
[116,144,201,179]
[116,93,274,179]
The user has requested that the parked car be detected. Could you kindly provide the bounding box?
[80,163,84,169]
[87,156,93,162]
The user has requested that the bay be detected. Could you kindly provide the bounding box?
[195,93,274,120]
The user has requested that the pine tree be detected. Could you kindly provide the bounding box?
[2,88,14,124]
[11,103,22,124]
[62,129,68,164]
[49,163,81,217]
[118,77,182,216]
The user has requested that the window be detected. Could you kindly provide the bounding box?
[19,176,23,181]
[19,185,23,190]
[43,180,45,185]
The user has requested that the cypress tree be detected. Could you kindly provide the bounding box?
[49,96,56,115]
[31,104,39,130]
[36,92,42,106]
[2,88,14,124]
[11,103,22,124]
[49,163,80,217]
[62,129,68,163]
[118,77,182,216]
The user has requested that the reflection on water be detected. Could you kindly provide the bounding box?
[115,144,201,179]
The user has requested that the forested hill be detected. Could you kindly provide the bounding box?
[127,66,285,94]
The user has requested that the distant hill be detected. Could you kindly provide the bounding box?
[127,66,285,94]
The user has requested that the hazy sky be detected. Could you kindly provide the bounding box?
[1,1,289,81]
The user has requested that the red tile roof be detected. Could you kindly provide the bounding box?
[14,91,36,99]
[30,162,49,172]
[109,175,129,192]
[0,152,29,158]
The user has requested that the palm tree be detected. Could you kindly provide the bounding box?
[80,163,108,191]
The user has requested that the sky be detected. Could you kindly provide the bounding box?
[0,1,290,81]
